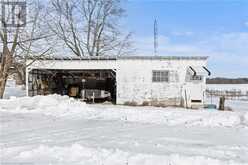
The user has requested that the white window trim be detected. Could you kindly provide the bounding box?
[152,70,169,82]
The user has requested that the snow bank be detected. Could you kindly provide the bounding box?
[0,95,246,127]
[0,95,85,111]
[9,144,245,165]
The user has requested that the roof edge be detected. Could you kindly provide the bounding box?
[31,55,208,61]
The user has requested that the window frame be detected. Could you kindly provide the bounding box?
[189,75,203,81]
[152,70,169,82]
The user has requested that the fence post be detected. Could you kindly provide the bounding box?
[218,96,225,111]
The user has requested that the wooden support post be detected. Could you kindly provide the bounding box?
[92,92,95,103]
[218,96,225,111]
[184,90,188,109]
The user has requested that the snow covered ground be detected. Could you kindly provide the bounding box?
[0,81,247,164]
[1,95,248,165]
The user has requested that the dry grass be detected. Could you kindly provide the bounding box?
[124,101,138,106]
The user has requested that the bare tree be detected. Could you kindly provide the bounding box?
[47,0,132,57]
[0,0,52,98]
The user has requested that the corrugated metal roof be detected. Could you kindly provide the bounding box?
[38,55,208,61]
[119,56,208,60]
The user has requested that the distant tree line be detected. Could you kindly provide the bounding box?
[207,78,248,84]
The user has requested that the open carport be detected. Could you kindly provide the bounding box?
[28,69,116,103]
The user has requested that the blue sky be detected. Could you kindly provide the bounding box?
[122,0,248,78]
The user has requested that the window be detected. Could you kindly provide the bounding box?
[186,69,203,82]
[190,75,203,81]
[152,70,169,82]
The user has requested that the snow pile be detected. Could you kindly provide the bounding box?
[0,95,246,127]
[8,144,245,165]
[0,94,85,111]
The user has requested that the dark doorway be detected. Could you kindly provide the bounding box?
[28,69,116,104]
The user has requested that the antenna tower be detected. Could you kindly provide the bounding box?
[154,19,158,56]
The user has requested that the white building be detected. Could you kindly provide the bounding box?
[26,56,210,108]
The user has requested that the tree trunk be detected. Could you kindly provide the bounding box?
[0,78,7,98]
[15,67,25,85]
[0,46,13,98]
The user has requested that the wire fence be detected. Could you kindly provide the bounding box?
[206,89,248,101]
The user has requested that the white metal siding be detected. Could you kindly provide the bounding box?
[27,58,207,107]
[116,59,207,105]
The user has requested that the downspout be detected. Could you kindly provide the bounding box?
[202,66,211,76]
[189,66,196,76]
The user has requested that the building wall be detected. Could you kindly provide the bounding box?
[116,59,207,107]
[27,58,208,107]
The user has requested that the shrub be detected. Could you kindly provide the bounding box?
[142,101,150,106]
[124,101,138,106]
